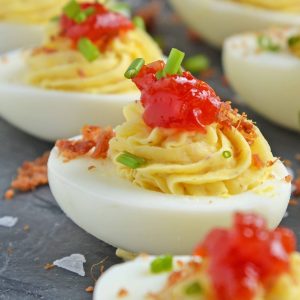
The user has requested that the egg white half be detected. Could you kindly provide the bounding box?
[93,256,192,300]
[223,28,300,132]
[169,0,300,47]
[48,143,291,255]
[0,50,139,141]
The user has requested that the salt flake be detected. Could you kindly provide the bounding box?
[0,216,18,228]
[53,254,86,276]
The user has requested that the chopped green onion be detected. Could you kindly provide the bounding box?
[124,58,145,79]
[63,0,81,19]
[116,151,146,169]
[164,48,185,76]
[257,35,280,52]
[132,16,145,30]
[74,7,95,23]
[288,35,300,47]
[50,15,60,22]
[183,54,210,73]
[222,150,232,159]
[77,38,100,62]
[150,255,173,274]
[155,70,164,80]
[107,2,131,17]
[185,282,203,295]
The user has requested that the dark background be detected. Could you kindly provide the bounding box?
[0,1,300,299]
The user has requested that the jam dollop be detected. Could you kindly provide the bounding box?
[193,213,296,300]
[132,61,221,132]
[60,3,133,51]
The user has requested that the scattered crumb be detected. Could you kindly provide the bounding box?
[23,224,30,232]
[0,216,18,228]
[252,154,265,169]
[90,257,108,282]
[44,263,55,270]
[284,175,292,183]
[176,260,184,267]
[88,165,96,171]
[77,69,86,78]
[117,288,129,298]
[85,286,94,293]
[4,189,14,200]
[4,151,50,199]
[53,254,86,276]
[289,199,298,206]
[283,159,292,167]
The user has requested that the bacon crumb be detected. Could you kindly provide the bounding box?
[88,165,96,171]
[44,263,55,270]
[56,126,114,161]
[267,158,279,167]
[77,69,86,78]
[176,260,184,267]
[283,159,292,167]
[252,154,265,169]
[23,224,30,232]
[289,199,298,206]
[85,286,94,293]
[4,152,49,198]
[4,189,14,200]
[284,175,292,183]
[117,288,129,298]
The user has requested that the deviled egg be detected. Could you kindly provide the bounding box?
[0,1,162,141]
[169,0,300,47]
[223,27,300,132]
[48,49,291,254]
[94,213,300,300]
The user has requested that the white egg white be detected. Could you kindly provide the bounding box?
[48,143,291,255]
[223,27,300,132]
[93,255,192,300]
[0,23,43,53]
[169,0,300,47]
[0,50,139,141]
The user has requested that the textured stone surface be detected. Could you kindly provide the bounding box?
[0,1,300,299]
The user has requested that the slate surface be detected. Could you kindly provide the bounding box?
[0,1,300,299]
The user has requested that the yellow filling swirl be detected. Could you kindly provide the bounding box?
[25,26,162,94]
[109,102,274,197]
[0,0,93,24]
[232,0,300,12]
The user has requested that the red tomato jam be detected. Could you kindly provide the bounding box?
[60,3,133,51]
[193,213,296,300]
[132,61,221,132]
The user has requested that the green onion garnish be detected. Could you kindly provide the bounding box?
[288,35,300,47]
[150,255,173,274]
[74,7,95,23]
[222,150,232,159]
[124,58,145,79]
[132,16,145,30]
[77,38,100,62]
[183,54,210,73]
[116,151,146,169]
[185,282,203,295]
[164,48,185,76]
[257,35,280,52]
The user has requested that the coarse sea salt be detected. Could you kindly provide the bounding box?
[0,216,18,227]
[53,254,86,276]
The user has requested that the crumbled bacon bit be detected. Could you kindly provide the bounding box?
[289,199,298,206]
[56,126,114,161]
[117,288,129,298]
[167,270,184,286]
[44,263,55,270]
[284,175,292,183]
[85,286,94,293]
[252,154,265,169]
[187,29,202,42]
[23,224,30,232]
[31,47,57,56]
[283,159,293,167]
[267,158,279,167]
[4,152,50,198]
[88,165,96,171]
[176,260,184,267]
[77,69,86,78]
[4,189,14,200]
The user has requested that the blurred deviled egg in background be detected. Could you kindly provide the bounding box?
[0,0,162,141]
[223,27,300,132]
[169,0,300,47]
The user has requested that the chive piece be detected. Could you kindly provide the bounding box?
[185,282,203,295]
[183,54,210,73]
[116,152,146,169]
[77,38,100,62]
[222,150,232,159]
[257,35,280,52]
[150,256,173,274]
[74,7,95,23]
[132,16,145,30]
[164,48,185,76]
[288,35,300,47]
[63,0,81,19]
[156,70,165,80]
[124,58,145,79]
